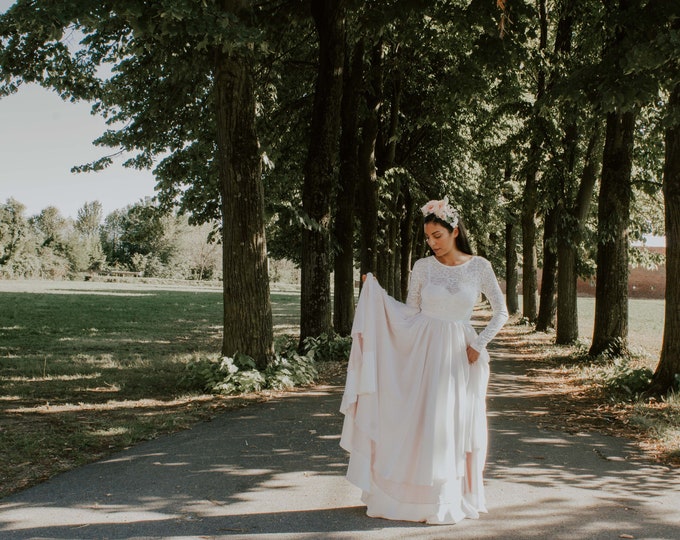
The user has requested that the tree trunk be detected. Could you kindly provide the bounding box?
[589,110,635,356]
[384,66,402,298]
[359,43,382,280]
[383,174,401,297]
[214,47,273,369]
[502,160,519,315]
[400,183,414,299]
[522,145,540,323]
[651,82,680,394]
[536,208,558,331]
[300,0,345,344]
[333,38,363,336]
[505,219,519,315]
[521,0,548,323]
[556,125,601,344]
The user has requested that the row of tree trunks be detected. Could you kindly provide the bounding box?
[534,0,576,333]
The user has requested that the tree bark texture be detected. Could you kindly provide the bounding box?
[652,83,680,394]
[536,207,558,331]
[400,183,414,300]
[214,48,273,369]
[521,0,548,323]
[300,0,345,344]
[521,141,540,323]
[382,66,402,298]
[505,219,519,315]
[359,43,382,280]
[589,110,635,356]
[556,125,601,344]
[333,38,363,336]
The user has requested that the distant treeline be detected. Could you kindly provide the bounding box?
[0,197,223,281]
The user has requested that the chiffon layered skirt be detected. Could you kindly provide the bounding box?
[340,275,490,524]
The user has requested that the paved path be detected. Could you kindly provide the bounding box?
[1,344,679,539]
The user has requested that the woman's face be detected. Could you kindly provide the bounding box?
[424,222,457,257]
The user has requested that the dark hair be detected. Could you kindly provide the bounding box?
[423,213,474,255]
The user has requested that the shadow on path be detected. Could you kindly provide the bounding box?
[1,344,679,539]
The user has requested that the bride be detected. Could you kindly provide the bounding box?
[340,196,508,524]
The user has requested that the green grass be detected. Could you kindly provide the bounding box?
[577,297,664,359]
[0,279,301,498]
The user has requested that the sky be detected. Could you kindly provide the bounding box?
[0,84,158,219]
[0,0,156,219]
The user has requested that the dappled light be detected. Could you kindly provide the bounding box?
[1,380,678,539]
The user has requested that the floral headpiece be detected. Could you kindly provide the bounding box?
[421,196,459,229]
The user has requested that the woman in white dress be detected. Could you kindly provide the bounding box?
[340,197,508,524]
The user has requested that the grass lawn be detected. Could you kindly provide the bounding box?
[0,279,300,498]
[577,296,664,360]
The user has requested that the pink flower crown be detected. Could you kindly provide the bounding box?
[421,196,459,229]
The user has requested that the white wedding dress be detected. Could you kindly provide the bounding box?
[340,255,508,524]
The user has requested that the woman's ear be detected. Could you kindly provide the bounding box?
[452,227,460,238]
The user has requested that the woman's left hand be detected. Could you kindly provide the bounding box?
[466,345,480,364]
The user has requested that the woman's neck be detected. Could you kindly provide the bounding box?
[435,250,472,267]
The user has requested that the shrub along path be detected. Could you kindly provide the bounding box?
[1,322,679,539]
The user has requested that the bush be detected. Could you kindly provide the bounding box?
[264,351,318,390]
[182,342,319,396]
[182,331,352,396]
[302,332,352,363]
[601,357,653,398]
[183,352,266,395]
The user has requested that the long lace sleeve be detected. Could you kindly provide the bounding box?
[470,258,509,352]
[405,258,426,309]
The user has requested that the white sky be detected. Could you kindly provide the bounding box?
[0,1,157,219]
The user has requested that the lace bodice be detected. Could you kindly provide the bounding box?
[406,256,508,352]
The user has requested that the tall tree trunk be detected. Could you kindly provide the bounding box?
[556,125,601,344]
[522,150,540,321]
[400,183,414,299]
[505,219,520,315]
[521,0,548,323]
[214,47,273,369]
[383,174,401,297]
[333,38,363,336]
[300,0,345,345]
[589,110,635,356]
[651,82,680,394]
[536,207,558,331]
[384,65,402,297]
[503,160,519,315]
[588,0,638,356]
[359,43,383,280]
